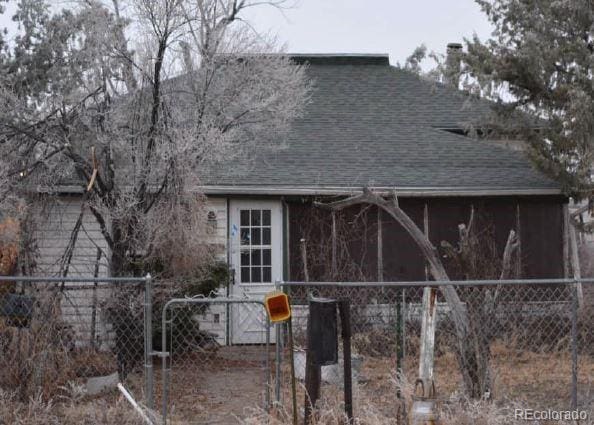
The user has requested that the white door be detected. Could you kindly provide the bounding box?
[229,200,282,344]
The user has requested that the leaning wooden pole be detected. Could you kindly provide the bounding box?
[316,188,472,423]
[316,188,470,358]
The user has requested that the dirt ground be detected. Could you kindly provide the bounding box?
[144,342,594,424]
[154,345,273,424]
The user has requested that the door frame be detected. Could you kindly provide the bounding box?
[228,199,283,343]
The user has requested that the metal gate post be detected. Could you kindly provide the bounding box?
[143,273,154,410]
[161,301,172,424]
[274,280,283,406]
[265,316,271,411]
[571,279,578,410]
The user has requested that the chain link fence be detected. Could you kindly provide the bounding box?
[3,276,593,424]
[0,276,149,403]
[277,279,594,423]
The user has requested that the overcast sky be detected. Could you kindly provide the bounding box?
[0,0,494,66]
[242,0,494,65]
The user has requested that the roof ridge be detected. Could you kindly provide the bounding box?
[289,54,389,66]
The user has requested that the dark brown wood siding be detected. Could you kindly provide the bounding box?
[518,198,564,278]
[381,199,425,281]
[287,196,565,282]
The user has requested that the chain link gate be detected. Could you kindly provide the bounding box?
[158,298,272,424]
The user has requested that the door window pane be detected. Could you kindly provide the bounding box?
[240,250,250,266]
[252,267,261,283]
[251,228,261,245]
[262,249,271,266]
[252,249,261,266]
[251,210,261,226]
[241,267,250,282]
[262,228,271,245]
[240,210,250,226]
[263,267,272,282]
[262,210,271,226]
[240,228,250,245]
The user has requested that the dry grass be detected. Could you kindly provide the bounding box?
[3,342,593,424]
[240,375,583,425]
[0,388,147,425]
[429,342,594,409]
[0,319,119,400]
[252,342,594,425]
[0,292,121,402]
[0,307,77,400]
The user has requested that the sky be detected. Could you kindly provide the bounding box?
[241,0,494,66]
[0,0,494,67]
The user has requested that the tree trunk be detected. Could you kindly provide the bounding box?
[318,188,514,399]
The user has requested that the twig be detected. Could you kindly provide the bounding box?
[117,383,155,425]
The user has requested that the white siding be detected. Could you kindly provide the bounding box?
[33,195,229,277]
[204,196,228,262]
[200,197,228,344]
[34,196,109,277]
[30,195,231,347]
[32,196,112,349]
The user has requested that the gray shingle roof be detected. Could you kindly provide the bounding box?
[202,54,560,194]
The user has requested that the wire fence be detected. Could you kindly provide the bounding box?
[2,275,594,424]
[0,276,150,403]
[277,279,594,423]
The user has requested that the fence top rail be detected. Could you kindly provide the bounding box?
[163,297,266,308]
[279,278,594,288]
[0,275,150,283]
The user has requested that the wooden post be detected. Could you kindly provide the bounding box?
[304,299,338,425]
[303,354,321,425]
[339,300,354,423]
[423,203,429,280]
[377,207,383,282]
[515,203,522,277]
[569,224,584,306]
[90,247,102,350]
[300,238,309,283]
[396,293,403,400]
[287,317,298,425]
[417,287,438,394]
[331,211,337,279]
[563,204,570,280]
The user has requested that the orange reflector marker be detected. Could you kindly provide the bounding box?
[264,291,291,323]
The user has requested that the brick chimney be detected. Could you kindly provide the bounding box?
[445,42,463,88]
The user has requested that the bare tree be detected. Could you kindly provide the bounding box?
[317,188,519,399]
[0,0,310,277]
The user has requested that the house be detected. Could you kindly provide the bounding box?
[32,54,566,345]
